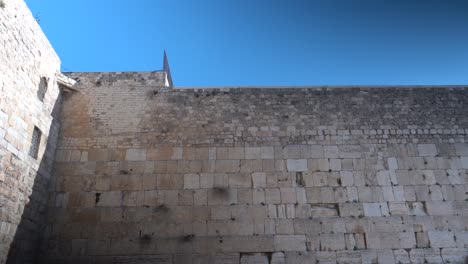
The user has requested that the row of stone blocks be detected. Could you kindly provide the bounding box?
[56,143,468,161]
[42,248,468,264]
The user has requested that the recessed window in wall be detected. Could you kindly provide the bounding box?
[29,126,42,159]
[37,77,48,102]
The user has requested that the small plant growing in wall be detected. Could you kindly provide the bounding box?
[34,12,41,24]
[0,1,6,9]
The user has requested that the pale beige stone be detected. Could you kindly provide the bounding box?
[216,160,240,173]
[286,159,307,172]
[418,144,437,157]
[245,147,261,159]
[125,148,146,161]
[261,147,274,159]
[184,173,200,189]
[428,231,456,248]
[274,235,306,251]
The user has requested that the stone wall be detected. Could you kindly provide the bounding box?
[0,0,63,263]
[44,73,468,264]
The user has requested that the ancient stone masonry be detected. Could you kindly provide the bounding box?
[43,72,468,263]
[1,1,468,264]
[0,0,66,263]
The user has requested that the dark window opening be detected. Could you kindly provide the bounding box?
[37,77,48,102]
[29,126,42,159]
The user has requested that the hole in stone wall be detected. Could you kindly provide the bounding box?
[296,172,305,187]
[37,77,48,102]
[29,126,42,159]
[95,193,101,204]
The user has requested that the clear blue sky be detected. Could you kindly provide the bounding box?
[26,0,468,86]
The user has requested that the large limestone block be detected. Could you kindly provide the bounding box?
[274,235,306,251]
[216,160,240,173]
[417,144,437,157]
[184,173,200,189]
[324,145,339,158]
[88,149,110,161]
[245,147,261,159]
[320,233,345,251]
[338,145,361,158]
[261,147,274,159]
[428,231,456,248]
[283,145,301,159]
[454,143,468,156]
[286,159,307,172]
[265,188,281,204]
[147,146,182,160]
[270,252,285,264]
[316,251,337,263]
[399,232,417,249]
[280,188,297,204]
[297,145,322,159]
[340,171,354,186]
[240,253,268,264]
[285,252,316,264]
[252,172,266,188]
[219,236,274,253]
[388,157,398,170]
[388,202,408,215]
[441,248,468,263]
[157,174,183,189]
[363,203,382,217]
[425,201,454,216]
[97,191,122,207]
[229,173,252,188]
[125,149,147,161]
[336,251,361,264]
[460,157,468,169]
[317,159,330,172]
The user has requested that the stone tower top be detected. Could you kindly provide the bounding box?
[163,50,173,87]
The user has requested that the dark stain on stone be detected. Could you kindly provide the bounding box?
[180,234,195,243]
[139,231,152,243]
[154,204,169,213]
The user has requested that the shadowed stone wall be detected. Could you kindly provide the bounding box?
[0,0,63,263]
[44,74,468,263]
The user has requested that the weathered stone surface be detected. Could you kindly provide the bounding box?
[240,253,268,264]
[417,144,438,157]
[286,159,307,172]
[320,233,345,251]
[4,2,468,262]
[274,235,306,251]
[0,0,63,262]
[125,149,147,161]
[428,231,456,248]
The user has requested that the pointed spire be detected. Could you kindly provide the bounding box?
[163,50,173,87]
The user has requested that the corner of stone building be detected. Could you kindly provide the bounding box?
[0,0,72,263]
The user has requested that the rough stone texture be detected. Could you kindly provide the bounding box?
[0,0,62,263]
[42,70,468,263]
[2,1,468,264]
